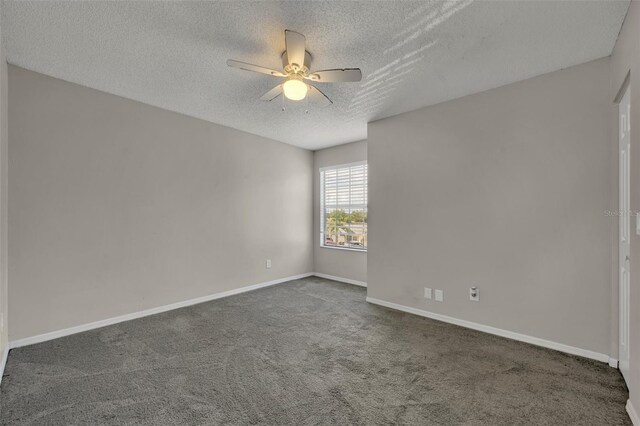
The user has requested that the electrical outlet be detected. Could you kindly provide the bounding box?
[424,288,432,299]
[266,259,272,269]
[470,286,480,302]
[435,289,444,302]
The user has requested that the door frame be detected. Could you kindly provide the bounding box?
[617,79,631,383]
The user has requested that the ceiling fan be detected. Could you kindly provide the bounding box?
[227,30,362,107]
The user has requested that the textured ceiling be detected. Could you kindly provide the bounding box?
[3,1,630,150]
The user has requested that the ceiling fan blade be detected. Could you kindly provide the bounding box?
[306,68,363,83]
[260,85,283,101]
[285,30,306,69]
[227,59,285,77]
[308,85,333,107]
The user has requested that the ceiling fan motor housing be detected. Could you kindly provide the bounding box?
[282,50,312,76]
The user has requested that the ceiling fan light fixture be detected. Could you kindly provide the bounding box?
[283,78,308,101]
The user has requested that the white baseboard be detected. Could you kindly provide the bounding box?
[609,358,619,368]
[9,273,313,350]
[313,273,367,287]
[366,297,611,364]
[628,400,640,426]
[0,346,8,385]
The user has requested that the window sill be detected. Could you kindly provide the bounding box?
[320,245,367,253]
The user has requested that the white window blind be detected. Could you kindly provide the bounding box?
[320,162,368,251]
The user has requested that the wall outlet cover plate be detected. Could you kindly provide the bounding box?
[424,288,432,299]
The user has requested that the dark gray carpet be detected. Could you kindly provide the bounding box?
[0,277,630,425]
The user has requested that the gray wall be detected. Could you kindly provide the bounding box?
[367,58,612,356]
[8,65,313,341]
[313,141,367,283]
[0,5,7,354]
[611,0,640,414]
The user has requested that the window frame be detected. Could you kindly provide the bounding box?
[320,160,368,252]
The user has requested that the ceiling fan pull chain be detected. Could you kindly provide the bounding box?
[281,92,286,112]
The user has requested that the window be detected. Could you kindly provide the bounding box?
[320,161,368,251]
